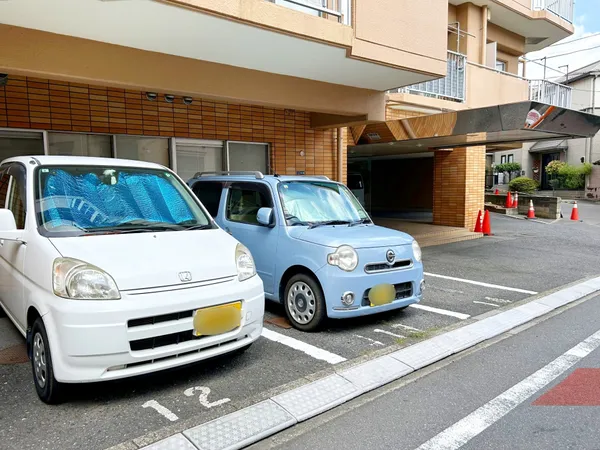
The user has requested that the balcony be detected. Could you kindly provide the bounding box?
[529,79,572,108]
[532,0,574,23]
[267,0,351,25]
[389,51,466,103]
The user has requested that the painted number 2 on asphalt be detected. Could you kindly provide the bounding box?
[142,386,230,422]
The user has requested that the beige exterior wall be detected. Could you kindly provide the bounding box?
[466,64,529,108]
[164,0,448,78]
[487,23,526,56]
[0,25,385,122]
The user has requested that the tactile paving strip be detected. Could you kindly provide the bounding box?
[184,400,295,450]
[271,374,358,422]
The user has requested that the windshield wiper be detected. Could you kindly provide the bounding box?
[183,224,214,231]
[308,220,352,229]
[348,218,372,227]
[88,220,185,234]
[285,214,310,227]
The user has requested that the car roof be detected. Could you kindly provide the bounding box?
[191,174,338,185]
[1,155,167,171]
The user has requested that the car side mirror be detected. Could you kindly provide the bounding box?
[257,207,275,228]
[0,209,25,243]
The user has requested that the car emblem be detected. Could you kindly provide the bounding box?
[178,271,192,282]
[386,249,395,264]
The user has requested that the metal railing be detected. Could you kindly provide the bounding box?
[532,0,574,23]
[389,51,467,103]
[267,0,351,25]
[529,79,572,108]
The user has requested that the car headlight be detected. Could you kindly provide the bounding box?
[236,243,256,281]
[53,257,120,300]
[327,245,358,272]
[412,240,422,263]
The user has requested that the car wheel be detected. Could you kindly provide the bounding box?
[31,318,64,404]
[284,274,326,332]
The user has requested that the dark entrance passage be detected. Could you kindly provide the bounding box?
[541,152,561,190]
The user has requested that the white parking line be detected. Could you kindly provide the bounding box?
[485,297,512,304]
[261,328,347,365]
[354,335,385,346]
[473,301,500,308]
[374,329,406,339]
[409,304,471,320]
[415,328,600,450]
[424,272,538,295]
[392,323,423,332]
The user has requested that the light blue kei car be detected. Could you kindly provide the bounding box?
[188,172,424,331]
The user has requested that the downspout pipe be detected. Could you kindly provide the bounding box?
[337,127,343,183]
[589,74,598,189]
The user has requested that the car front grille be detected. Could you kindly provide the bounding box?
[130,330,203,351]
[128,309,194,328]
[364,259,412,274]
[362,282,413,306]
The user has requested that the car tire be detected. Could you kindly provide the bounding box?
[30,318,64,404]
[0,305,6,318]
[284,273,326,332]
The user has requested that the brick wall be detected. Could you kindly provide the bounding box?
[0,75,341,181]
[433,146,485,230]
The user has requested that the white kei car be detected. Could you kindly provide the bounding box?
[0,156,264,403]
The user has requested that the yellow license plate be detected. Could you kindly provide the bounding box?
[368,284,396,307]
[193,301,242,337]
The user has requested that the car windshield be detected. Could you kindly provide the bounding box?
[35,165,212,237]
[278,180,370,227]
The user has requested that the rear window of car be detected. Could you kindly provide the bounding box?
[192,181,224,218]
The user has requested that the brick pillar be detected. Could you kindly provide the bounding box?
[433,146,485,231]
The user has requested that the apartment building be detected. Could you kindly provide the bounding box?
[0,0,597,232]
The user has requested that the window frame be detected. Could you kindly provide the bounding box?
[501,155,507,164]
[2,163,28,230]
[495,60,507,72]
[225,181,275,226]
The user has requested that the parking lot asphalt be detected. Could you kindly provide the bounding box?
[2,204,600,450]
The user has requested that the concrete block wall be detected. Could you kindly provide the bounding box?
[484,193,562,219]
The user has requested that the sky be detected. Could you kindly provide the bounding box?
[525,0,600,81]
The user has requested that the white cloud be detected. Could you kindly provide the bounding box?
[525,15,600,81]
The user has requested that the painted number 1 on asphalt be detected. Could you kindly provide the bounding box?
[142,386,230,422]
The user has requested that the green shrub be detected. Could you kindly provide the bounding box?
[545,160,565,176]
[509,176,539,193]
[582,162,593,176]
[494,162,522,173]
[558,164,585,189]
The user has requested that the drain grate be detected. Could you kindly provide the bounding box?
[0,343,28,364]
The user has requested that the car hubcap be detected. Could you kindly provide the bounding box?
[33,333,47,389]
[287,281,316,325]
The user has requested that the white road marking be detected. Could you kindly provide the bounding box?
[409,304,471,320]
[424,272,538,295]
[142,400,179,422]
[261,328,347,364]
[415,328,600,450]
[392,323,423,332]
[485,297,512,304]
[374,329,406,339]
[428,285,465,295]
[184,386,230,408]
[473,301,500,308]
[354,335,385,346]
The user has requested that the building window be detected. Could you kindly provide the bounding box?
[0,130,44,159]
[501,155,507,164]
[48,133,112,158]
[173,140,224,181]
[508,154,514,163]
[227,142,269,174]
[115,136,169,166]
[495,60,507,72]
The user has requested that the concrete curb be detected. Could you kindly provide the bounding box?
[125,276,600,450]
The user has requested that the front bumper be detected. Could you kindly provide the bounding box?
[42,275,265,383]
[316,262,424,319]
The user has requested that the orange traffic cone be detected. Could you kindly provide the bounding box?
[527,200,536,219]
[482,210,492,236]
[570,201,580,221]
[505,192,513,208]
[474,210,483,232]
[513,192,519,208]
[494,188,499,195]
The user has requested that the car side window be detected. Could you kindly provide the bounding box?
[0,168,10,208]
[192,181,224,218]
[226,182,273,225]
[4,165,27,229]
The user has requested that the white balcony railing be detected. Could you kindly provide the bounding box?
[529,79,572,108]
[532,0,574,23]
[389,51,466,103]
[268,0,351,25]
